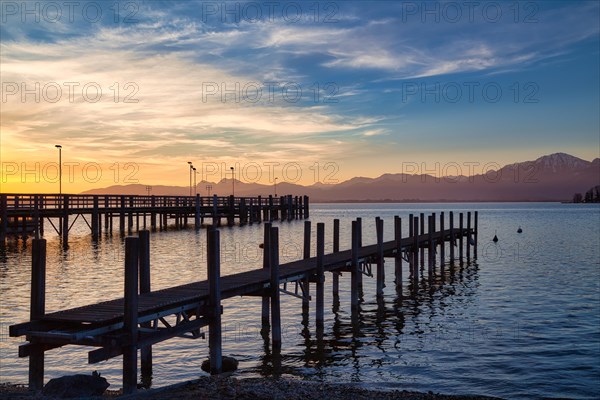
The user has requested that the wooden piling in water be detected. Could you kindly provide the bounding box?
[119,196,126,236]
[351,221,359,309]
[261,223,271,331]
[303,195,309,219]
[449,212,455,263]
[428,215,434,277]
[356,217,363,290]
[332,219,340,299]
[376,218,385,297]
[138,230,152,382]
[269,226,281,349]
[212,195,218,226]
[0,194,8,243]
[302,221,311,316]
[474,211,479,258]
[61,195,69,247]
[394,216,402,288]
[459,213,464,262]
[467,212,472,260]
[29,239,46,391]
[123,237,139,394]
[413,217,419,283]
[440,212,445,266]
[316,223,325,328]
[195,194,201,230]
[207,228,223,374]
[420,213,425,268]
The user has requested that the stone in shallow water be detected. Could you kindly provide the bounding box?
[42,371,109,398]
[201,356,239,373]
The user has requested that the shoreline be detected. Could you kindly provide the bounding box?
[1,376,501,399]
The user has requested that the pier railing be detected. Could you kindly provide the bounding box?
[0,193,310,243]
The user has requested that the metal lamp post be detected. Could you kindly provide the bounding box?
[187,161,193,196]
[230,167,235,197]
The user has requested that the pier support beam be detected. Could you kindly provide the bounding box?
[302,221,311,320]
[428,215,434,278]
[467,211,472,260]
[394,216,402,288]
[29,239,46,392]
[413,216,419,285]
[449,212,455,264]
[316,223,325,329]
[270,227,281,350]
[459,213,464,262]
[61,195,69,248]
[139,231,152,386]
[474,211,479,259]
[332,219,340,299]
[123,237,139,395]
[208,228,222,374]
[261,223,271,333]
[440,212,445,267]
[351,221,359,309]
[376,217,384,297]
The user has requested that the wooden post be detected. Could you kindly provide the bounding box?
[207,228,223,374]
[119,195,126,236]
[394,216,402,288]
[33,195,40,240]
[298,196,303,219]
[212,194,218,226]
[302,221,311,315]
[440,212,445,266]
[332,219,340,299]
[268,195,274,221]
[419,213,425,268]
[413,217,419,282]
[123,237,139,395]
[128,196,134,234]
[92,196,99,240]
[449,212,455,264]
[376,218,384,297]
[257,196,262,223]
[316,223,325,328]
[138,231,152,383]
[227,195,235,226]
[467,212,472,260]
[351,221,359,309]
[356,217,363,290]
[474,211,479,259]
[304,195,309,219]
[428,215,434,277]
[459,212,464,262]
[150,195,156,232]
[249,198,254,225]
[29,239,46,392]
[0,194,7,243]
[62,195,69,247]
[270,226,281,350]
[195,194,201,230]
[261,223,271,331]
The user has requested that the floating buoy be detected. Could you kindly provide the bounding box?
[493,230,498,242]
[517,226,523,233]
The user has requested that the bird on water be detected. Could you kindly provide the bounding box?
[493,230,498,242]
[517,226,523,233]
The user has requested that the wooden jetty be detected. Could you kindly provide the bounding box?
[10,211,478,394]
[0,193,309,244]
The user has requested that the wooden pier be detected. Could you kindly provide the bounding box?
[0,193,309,245]
[10,211,478,394]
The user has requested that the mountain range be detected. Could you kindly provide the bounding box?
[83,153,600,202]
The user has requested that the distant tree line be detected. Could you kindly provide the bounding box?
[573,185,600,203]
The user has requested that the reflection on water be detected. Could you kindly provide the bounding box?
[0,203,599,399]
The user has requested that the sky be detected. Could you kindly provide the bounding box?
[1,0,599,193]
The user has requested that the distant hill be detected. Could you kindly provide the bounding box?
[82,153,600,202]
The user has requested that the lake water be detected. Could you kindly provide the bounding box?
[1,203,599,399]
